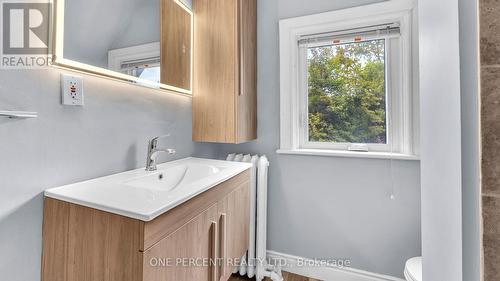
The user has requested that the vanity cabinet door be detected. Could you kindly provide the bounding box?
[217,182,250,281]
[143,205,219,281]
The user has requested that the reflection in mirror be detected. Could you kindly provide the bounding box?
[161,0,192,90]
[60,0,192,92]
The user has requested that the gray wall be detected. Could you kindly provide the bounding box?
[110,0,160,50]
[213,0,422,278]
[0,69,213,281]
[418,0,464,279]
[0,1,481,281]
[64,0,160,68]
[458,0,481,280]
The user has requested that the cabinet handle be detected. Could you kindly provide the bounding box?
[210,221,218,281]
[219,213,227,279]
[238,0,243,97]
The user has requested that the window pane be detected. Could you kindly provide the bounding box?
[307,39,387,144]
[138,66,161,83]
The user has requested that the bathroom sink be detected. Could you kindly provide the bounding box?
[44,157,251,221]
[123,163,224,192]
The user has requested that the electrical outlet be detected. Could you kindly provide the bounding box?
[61,74,84,106]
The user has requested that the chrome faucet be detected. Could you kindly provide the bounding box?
[145,135,176,171]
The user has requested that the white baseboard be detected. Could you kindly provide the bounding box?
[266,250,405,281]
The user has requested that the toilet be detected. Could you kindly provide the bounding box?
[404,257,422,281]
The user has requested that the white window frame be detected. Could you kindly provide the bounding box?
[108,42,160,73]
[278,0,419,160]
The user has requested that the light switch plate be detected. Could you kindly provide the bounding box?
[61,74,84,106]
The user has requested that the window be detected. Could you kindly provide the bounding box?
[119,57,161,83]
[279,1,417,159]
[307,40,387,146]
[299,25,400,153]
[108,42,161,84]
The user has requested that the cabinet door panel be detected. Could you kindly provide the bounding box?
[236,0,257,142]
[193,0,238,143]
[143,205,218,281]
[160,0,192,90]
[42,198,144,281]
[217,182,250,281]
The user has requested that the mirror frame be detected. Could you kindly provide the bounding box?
[51,0,193,95]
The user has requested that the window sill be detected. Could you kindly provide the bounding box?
[276,149,420,161]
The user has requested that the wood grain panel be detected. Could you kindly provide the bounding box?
[160,0,192,90]
[192,0,238,143]
[143,170,251,251]
[236,0,257,143]
[143,205,218,281]
[41,198,144,281]
[218,181,250,281]
[192,0,257,143]
[41,198,70,281]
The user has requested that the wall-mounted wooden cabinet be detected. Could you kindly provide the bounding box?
[192,0,257,144]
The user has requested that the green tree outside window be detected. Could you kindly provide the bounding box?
[307,39,387,144]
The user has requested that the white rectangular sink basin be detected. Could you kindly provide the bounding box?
[123,163,224,192]
[45,158,252,221]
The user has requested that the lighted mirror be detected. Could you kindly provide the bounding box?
[52,0,192,94]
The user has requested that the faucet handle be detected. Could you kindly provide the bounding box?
[150,134,172,142]
[148,134,173,149]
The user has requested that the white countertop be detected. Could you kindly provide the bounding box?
[45,157,252,221]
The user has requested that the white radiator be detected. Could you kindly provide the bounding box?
[226,154,283,281]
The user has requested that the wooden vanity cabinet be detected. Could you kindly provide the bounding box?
[192,0,257,144]
[41,170,250,281]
